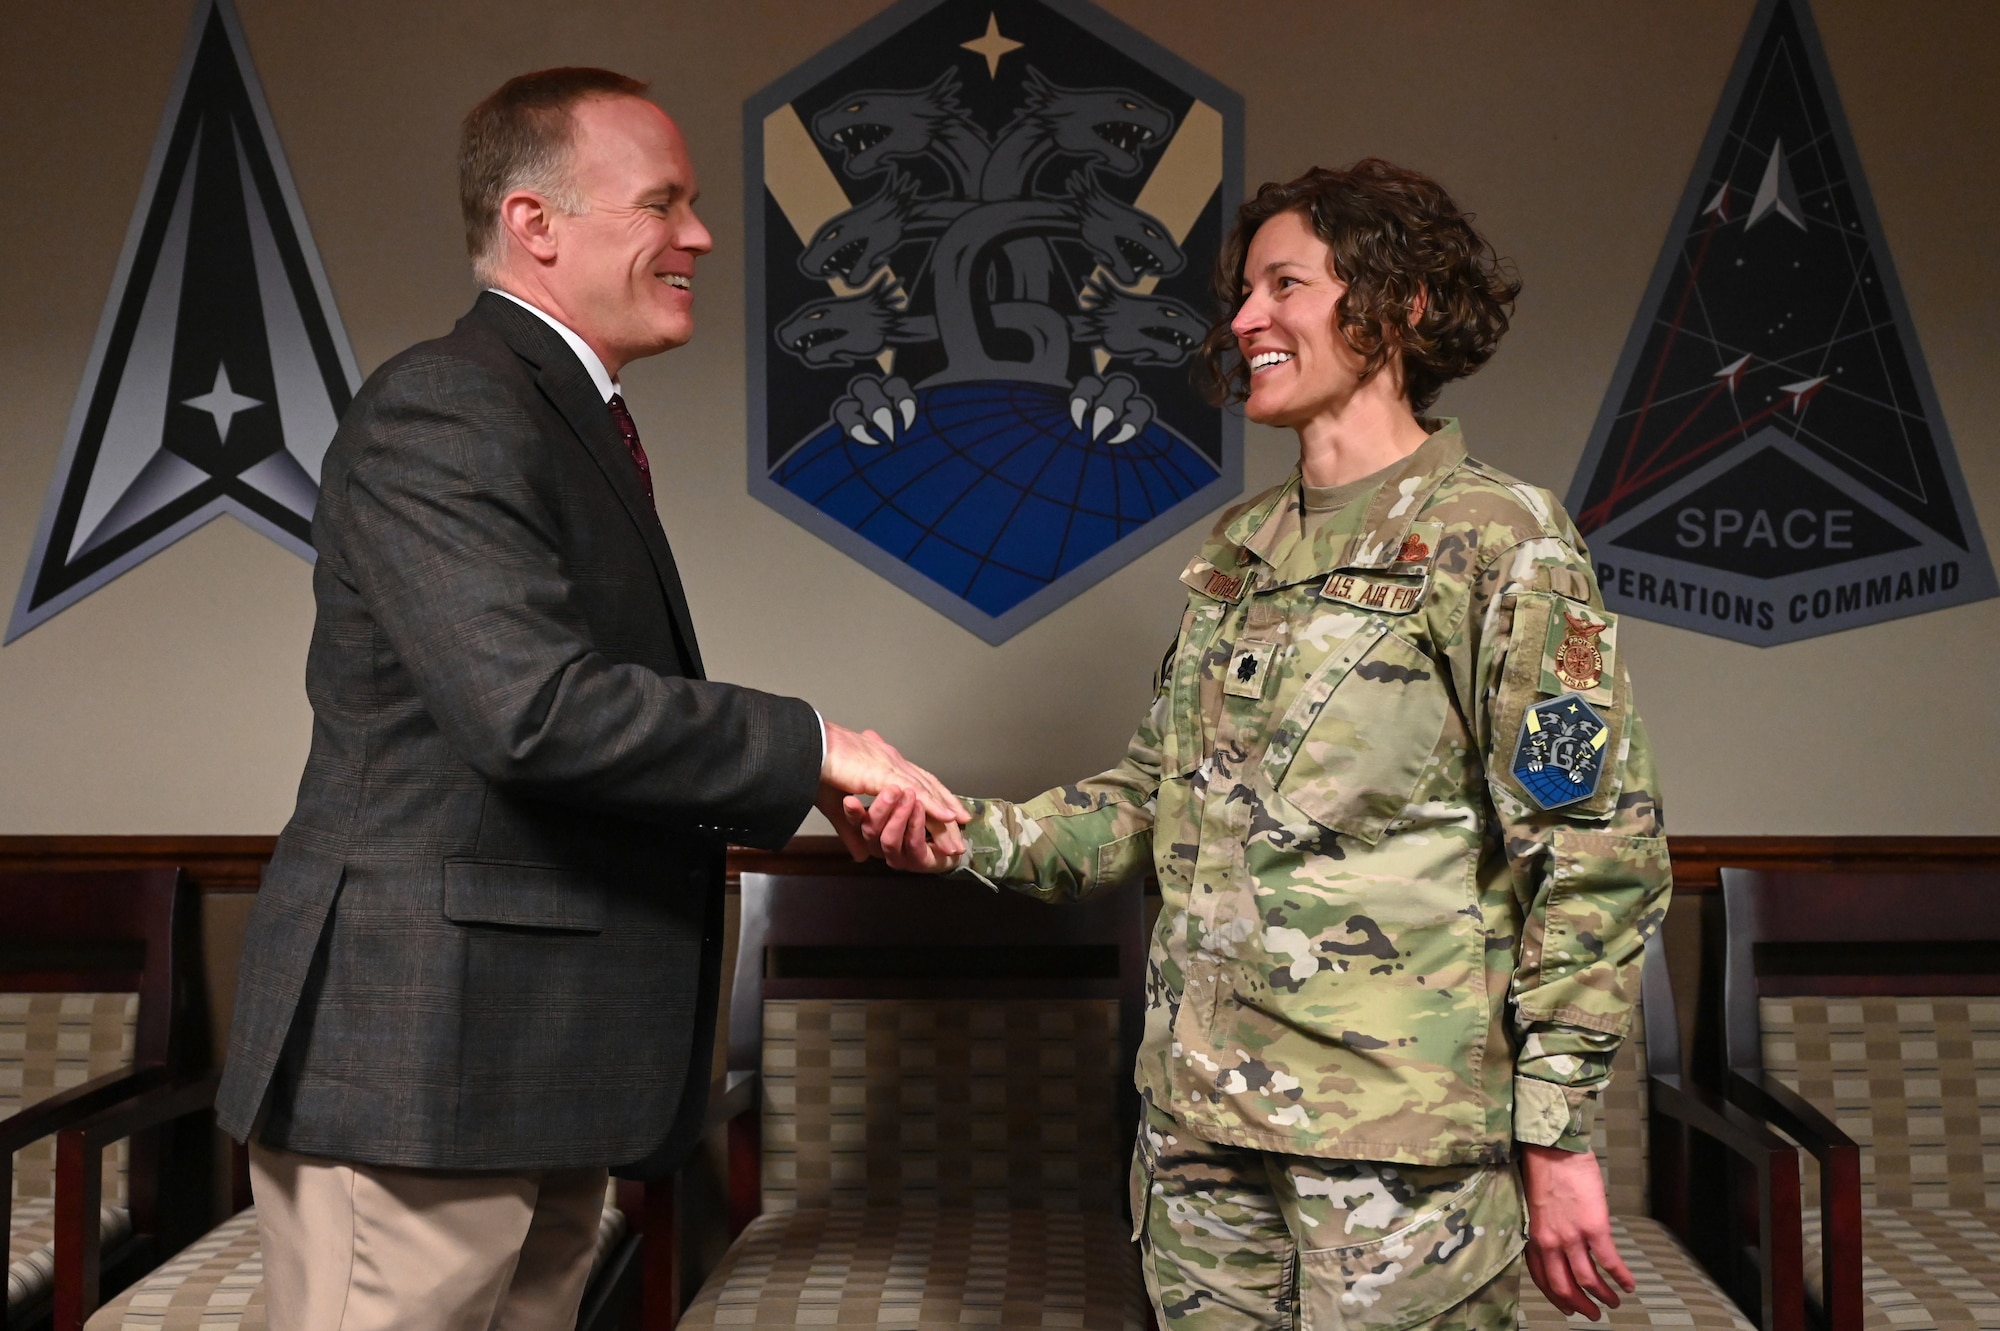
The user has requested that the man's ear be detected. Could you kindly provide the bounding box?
[1407,284,1428,328]
[499,190,561,265]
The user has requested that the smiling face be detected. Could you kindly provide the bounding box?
[547,96,711,372]
[1230,208,1389,431]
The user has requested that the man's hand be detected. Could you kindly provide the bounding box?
[1519,1142,1634,1320]
[819,721,968,861]
[841,786,963,874]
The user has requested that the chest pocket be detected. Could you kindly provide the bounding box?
[1259,618,1450,845]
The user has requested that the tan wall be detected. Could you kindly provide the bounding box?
[1,1,1994,835]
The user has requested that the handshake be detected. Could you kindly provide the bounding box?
[816,721,970,874]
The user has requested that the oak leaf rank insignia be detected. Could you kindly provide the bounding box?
[1224,640,1277,699]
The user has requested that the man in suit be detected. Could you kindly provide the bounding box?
[215,67,966,1330]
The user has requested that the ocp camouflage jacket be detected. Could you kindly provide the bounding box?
[961,420,1671,1165]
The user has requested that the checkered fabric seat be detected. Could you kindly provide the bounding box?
[1518,993,1756,1331]
[1761,996,2000,1331]
[5,993,138,1318]
[79,1183,630,1330]
[677,999,1148,1331]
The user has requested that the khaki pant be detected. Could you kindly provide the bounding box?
[249,1143,608,1331]
[1132,1104,1525,1331]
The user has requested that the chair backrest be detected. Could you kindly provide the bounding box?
[1721,869,2000,1209]
[0,868,196,1207]
[734,872,1145,1214]
[1590,938,1682,1217]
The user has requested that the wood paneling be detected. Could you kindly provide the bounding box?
[6,833,1994,1082]
[0,837,275,893]
[1659,836,2000,893]
[9,833,1997,896]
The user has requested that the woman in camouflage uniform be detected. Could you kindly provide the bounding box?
[855,160,1671,1331]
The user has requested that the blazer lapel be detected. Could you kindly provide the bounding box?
[471,293,707,679]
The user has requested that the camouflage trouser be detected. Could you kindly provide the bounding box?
[1132,1103,1526,1331]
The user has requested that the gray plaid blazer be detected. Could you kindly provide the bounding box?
[215,293,821,1175]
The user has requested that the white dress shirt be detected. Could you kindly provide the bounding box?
[488,288,619,402]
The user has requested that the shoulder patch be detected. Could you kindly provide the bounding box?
[1552,610,1606,692]
[1512,694,1610,810]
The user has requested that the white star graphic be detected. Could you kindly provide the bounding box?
[180,363,264,445]
[1746,139,1806,231]
[961,13,1023,79]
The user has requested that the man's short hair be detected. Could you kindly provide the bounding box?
[459,67,649,281]
[1199,159,1521,414]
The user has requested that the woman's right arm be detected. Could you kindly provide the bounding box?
[957,681,1168,902]
[859,677,1168,902]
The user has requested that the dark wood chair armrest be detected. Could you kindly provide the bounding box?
[1650,1073,1805,1331]
[52,1070,221,1331]
[1723,1070,1851,1160]
[0,1066,172,1155]
[0,1065,175,1331]
[1725,1070,1862,1331]
[1654,1074,1797,1163]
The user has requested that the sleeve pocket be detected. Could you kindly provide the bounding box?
[442,860,607,933]
[1532,828,1670,1013]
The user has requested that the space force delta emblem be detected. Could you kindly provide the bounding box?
[7,0,358,642]
[1565,0,1995,647]
[745,0,1242,644]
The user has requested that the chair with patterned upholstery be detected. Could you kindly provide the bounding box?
[67,1175,636,1331]
[671,871,1150,1331]
[2,868,205,1331]
[59,1069,640,1331]
[1722,868,2000,1331]
[1518,937,1806,1331]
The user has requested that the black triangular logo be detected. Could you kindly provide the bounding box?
[1565,0,1995,646]
[7,0,358,642]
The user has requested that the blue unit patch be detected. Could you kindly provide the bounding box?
[1512,694,1610,810]
[744,0,1242,644]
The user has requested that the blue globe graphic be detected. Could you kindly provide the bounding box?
[773,381,1221,618]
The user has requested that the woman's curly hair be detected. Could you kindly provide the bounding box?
[1198,159,1520,414]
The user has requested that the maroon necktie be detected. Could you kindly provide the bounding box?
[606,393,654,503]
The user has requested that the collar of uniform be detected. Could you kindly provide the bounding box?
[1175,475,1291,602]
[1179,419,1470,601]
[1333,417,1466,570]
[1232,471,1305,570]
[1220,417,1466,580]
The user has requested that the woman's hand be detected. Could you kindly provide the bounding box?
[843,786,964,874]
[1519,1143,1635,1320]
